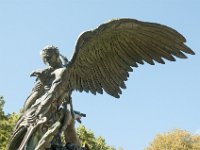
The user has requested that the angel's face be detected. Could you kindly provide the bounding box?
[43,53,58,68]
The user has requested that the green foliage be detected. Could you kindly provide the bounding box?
[145,129,200,150]
[0,97,19,150]
[77,125,116,150]
[0,96,5,119]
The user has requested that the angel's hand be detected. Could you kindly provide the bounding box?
[30,71,37,77]
[30,69,47,77]
[30,69,50,84]
[74,111,86,123]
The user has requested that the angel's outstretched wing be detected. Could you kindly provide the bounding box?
[67,18,194,98]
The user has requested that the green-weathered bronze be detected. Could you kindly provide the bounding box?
[7,18,195,150]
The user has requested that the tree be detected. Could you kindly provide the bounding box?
[145,129,200,150]
[0,97,19,150]
[77,125,116,150]
[0,96,5,119]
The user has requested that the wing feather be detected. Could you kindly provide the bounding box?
[67,18,194,98]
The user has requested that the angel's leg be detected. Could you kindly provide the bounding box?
[64,118,81,146]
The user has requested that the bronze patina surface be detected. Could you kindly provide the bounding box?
[7,18,194,150]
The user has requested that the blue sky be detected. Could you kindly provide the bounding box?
[0,0,200,149]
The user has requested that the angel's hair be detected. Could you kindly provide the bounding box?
[40,45,60,60]
[40,45,69,67]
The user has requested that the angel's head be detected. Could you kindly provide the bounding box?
[40,45,69,68]
[40,45,62,68]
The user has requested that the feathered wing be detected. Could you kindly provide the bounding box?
[66,18,194,98]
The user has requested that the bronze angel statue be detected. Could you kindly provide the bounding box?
[7,18,194,150]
